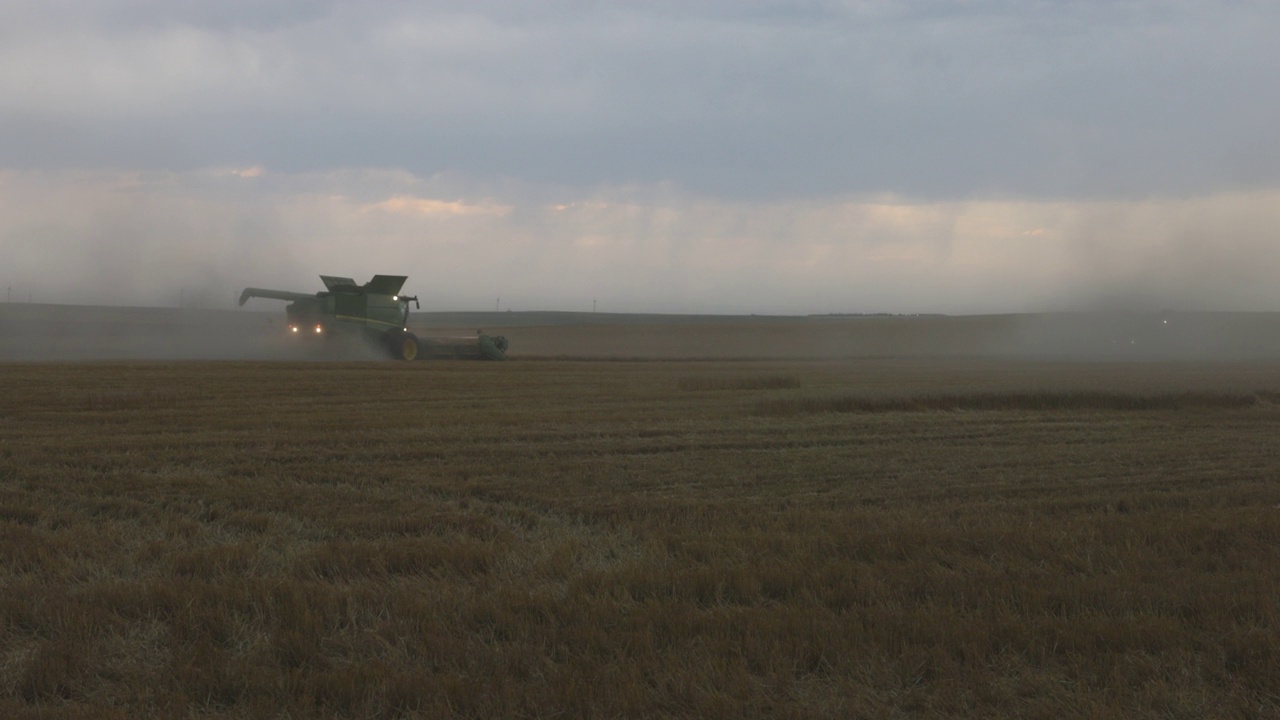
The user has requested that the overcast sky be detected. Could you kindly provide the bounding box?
[3,0,1278,313]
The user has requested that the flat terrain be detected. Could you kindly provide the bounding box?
[2,357,1279,718]
[8,302,1280,361]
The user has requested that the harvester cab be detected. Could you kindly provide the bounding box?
[239,274,423,360]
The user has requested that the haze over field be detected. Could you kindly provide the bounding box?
[2,1,1278,314]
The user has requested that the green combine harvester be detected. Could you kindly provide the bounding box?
[238,275,507,360]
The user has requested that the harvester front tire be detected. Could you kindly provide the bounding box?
[389,331,419,361]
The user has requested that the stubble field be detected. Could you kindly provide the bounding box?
[2,357,1279,718]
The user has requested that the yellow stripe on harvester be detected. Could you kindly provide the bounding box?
[333,315,403,329]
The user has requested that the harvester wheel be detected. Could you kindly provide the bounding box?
[388,331,419,361]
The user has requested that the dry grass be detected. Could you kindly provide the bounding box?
[1,358,1279,718]
[677,373,801,391]
[756,389,1261,415]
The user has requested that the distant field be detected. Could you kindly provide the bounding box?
[2,358,1279,718]
[8,302,1280,360]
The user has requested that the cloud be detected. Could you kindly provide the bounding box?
[1,1,1277,199]
[365,196,512,218]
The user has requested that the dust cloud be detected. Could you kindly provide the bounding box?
[0,304,357,361]
[0,170,305,311]
[1041,191,1280,315]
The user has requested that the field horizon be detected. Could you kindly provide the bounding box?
[6,302,1280,362]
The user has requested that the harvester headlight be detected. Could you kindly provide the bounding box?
[289,325,298,333]
[392,295,399,301]
[314,325,323,334]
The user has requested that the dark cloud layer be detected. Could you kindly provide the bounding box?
[3,1,1278,200]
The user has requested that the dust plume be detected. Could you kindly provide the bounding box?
[1046,191,1280,313]
[0,169,302,309]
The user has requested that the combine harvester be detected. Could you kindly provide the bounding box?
[238,275,507,360]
